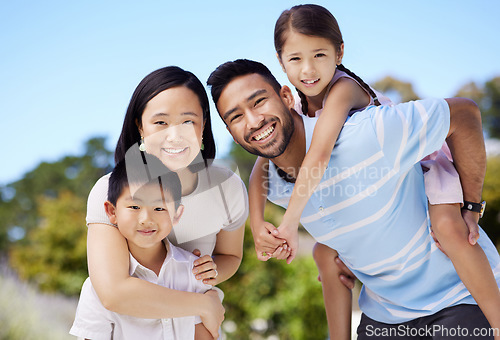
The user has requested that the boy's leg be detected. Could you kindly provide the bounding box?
[429,203,500,331]
[313,243,352,340]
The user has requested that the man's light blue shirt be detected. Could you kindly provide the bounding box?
[267,98,500,323]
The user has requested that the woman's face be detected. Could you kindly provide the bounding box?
[139,86,205,171]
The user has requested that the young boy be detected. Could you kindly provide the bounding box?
[70,155,216,340]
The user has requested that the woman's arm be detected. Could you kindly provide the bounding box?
[87,223,224,337]
[277,78,370,263]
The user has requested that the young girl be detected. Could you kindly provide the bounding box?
[248,4,500,338]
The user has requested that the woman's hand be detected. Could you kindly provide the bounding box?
[192,249,218,285]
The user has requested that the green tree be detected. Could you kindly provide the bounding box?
[0,137,112,254]
[481,156,500,247]
[9,191,88,295]
[482,77,500,139]
[372,76,419,103]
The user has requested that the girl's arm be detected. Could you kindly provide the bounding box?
[277,78,370,263]
[87,223,224,338]
[193,225,245,286]
[249,156,286,260]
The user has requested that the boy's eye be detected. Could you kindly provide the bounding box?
[128,205,140,210]
[154,207,166,211]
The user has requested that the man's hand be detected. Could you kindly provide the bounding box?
[200,290,224,339]
[334,256,357,290]
[250,220,286,261]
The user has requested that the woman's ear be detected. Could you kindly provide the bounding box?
[277,53,286,73]
[337,43,345,65]
[280,85,295,110]
[104,201,118,225]
[136,118,143,136]
[172,204,184,226]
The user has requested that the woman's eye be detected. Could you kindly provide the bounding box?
[154,121,167,125]
[183,120,194,125]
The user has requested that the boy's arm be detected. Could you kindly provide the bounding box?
[444,98,486,241]
[249,156,286,260]
[87,223,224,338]
[195,323,215,340]
[277,78,370,263]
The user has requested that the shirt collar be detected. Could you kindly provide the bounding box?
[129,238,190,276]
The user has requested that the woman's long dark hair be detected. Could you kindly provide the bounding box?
[274,4,381,115]
[114,66,216,169]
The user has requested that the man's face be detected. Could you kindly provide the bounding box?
[216,74,294,158]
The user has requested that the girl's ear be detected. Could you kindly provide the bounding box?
[277,53,286,73]
[280,85,295,110]
[172,204,185,226]
[337,43,345,65]
[104,201,118,225]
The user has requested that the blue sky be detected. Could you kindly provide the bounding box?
[1,0,499,186]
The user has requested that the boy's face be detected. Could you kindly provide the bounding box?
[105,184,182,250]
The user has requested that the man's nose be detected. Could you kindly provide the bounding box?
[245,110,265,129]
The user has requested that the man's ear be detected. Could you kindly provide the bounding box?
[280,85,295,110]
[172,204,184,226]
[337,43,345,65]
[104,201,118,225]
[277,53,286,73]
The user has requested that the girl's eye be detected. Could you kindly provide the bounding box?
[289,57,300,62]
[315,53,326,58]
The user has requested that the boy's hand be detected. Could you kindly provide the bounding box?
[275,220,300,264]
[461,209,480,245]
[192,250,218,285]
[201,290,224,339]
[250,220,287,261]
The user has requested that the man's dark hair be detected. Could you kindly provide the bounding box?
[207,59,282,106]
[108,152,182,209]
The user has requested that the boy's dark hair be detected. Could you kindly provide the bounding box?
[207,59,282,107]
[108,151,182,209]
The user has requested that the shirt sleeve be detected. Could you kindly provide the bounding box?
[86,173,114,227]
[372,98,450,174]
[69,278,114,340]
[219,170,249,232]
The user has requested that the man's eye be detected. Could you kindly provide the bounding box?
[230,114,242,123]
[255,97,266,106]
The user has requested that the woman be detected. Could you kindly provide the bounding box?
[86,66,248,338]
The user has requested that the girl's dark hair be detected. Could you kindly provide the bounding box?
[274,4,380,114]
[114,66,216,168]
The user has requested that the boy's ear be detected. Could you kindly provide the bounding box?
[280,85,295,110]
[277,53,286,72]
[172,204,184,226]
[104,201,118,225]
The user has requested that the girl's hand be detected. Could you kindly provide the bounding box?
[192,249,218,285]
[275,219,300,264]
[250,220,287,261]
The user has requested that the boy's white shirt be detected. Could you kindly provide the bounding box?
[70,239,212,340]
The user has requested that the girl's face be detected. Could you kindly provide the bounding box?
[279,31,343,101]
[139,86,205,171]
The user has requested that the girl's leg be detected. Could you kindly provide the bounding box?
[313,243,352,340]
[429,203,500,337]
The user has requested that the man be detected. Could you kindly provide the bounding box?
[207,59,500,338]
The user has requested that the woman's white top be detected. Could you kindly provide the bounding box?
[86,162,249,255]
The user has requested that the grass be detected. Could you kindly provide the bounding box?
[0,259,78,340]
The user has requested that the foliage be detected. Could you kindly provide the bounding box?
[0,137,112,254]
[372,76,419,103]
[9,191,88,296]
[481,157,500,246]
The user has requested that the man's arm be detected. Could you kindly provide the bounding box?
[445,98,486,239]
